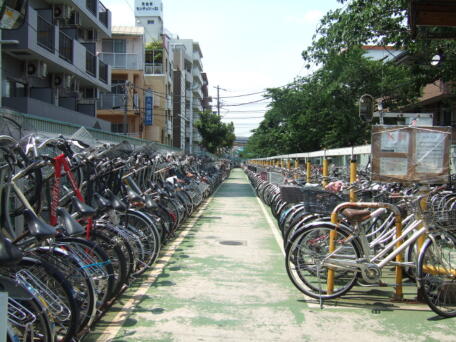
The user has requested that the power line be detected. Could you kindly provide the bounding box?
[221,98,270,107]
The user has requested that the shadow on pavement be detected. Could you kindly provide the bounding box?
[214,182,255,198]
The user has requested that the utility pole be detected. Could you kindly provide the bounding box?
[217,85,220,116]
[214,85,227,116]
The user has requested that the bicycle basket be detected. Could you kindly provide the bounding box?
[279,185,343,214]
[423,209,456,231]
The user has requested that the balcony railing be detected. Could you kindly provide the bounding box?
[86,50,96,77]
[98,1,109,28]
[86,0,97,16]
[59,31,73,63]
[99,53,140,70]
[99,60,108,84]
[97,93,124,110]
[145,63,163,75]
[37,15,54,52]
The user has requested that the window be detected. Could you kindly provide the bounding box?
[102,39,126,53]
[112,123,126,133]
[111,80,126,94]
[147,20,154,24]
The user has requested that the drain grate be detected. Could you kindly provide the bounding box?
[219,240,246,246]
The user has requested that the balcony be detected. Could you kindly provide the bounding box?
[37,15,54,53]
[59,31,73,63]
[99,60,108,84]
[86,50,96,77]
[97,93,125,110]
[86,0,97,16]
[99,53,140,70]
[98,2,109,28]
[145,63,163,75]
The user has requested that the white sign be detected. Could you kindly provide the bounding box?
[134,0,163,17]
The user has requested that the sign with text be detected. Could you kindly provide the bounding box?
[371,125,452,184]
[144,90,153,126]
[134,0,163,17]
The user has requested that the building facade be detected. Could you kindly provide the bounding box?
[2,0,112,131]
[134,0,173,145]
[97,26,145,138]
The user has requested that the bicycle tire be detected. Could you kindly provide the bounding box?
[417,232,456,317]
[286,223,361,300]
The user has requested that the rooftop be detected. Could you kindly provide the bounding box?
[112,26,144,36]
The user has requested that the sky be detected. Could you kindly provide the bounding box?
[109,0,343,137]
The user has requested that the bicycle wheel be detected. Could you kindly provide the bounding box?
[417,232,456,317]
[88,228,129,297]
[118,210,161,266]
[286,223,361,300]
[33,248,97,332]
[58,237,115,309]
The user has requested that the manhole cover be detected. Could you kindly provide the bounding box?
[219,240,246,246]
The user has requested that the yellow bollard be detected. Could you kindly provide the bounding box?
[350,158,357,202]
[306,160,311,183]
[322,158,329,187]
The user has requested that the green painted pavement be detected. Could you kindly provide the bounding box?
[85,169,456,342]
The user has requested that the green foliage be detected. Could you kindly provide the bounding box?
[246,0,456,157]
[246,47,416,157]
[195,111,235,154]
[145,40,163,50]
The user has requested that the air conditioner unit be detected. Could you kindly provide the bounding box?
[68,11,81,26]
[85,28,98,42]
[53,4,72,20]
[26,61,48,78]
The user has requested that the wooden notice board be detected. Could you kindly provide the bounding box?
[371,125,452,184]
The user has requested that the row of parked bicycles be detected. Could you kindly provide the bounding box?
[0,120,229,341]
[245,164,456,318]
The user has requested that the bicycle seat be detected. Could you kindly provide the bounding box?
[126,187,144,203]
[24,209,56,238]
[56,207,85,236]
[71,196,96,218]
[144,194,157,208]
[94,192,112,209]
[105,189,128,211]
[342,208,371,223]
[0,275,33,300]
[0,237,23,265]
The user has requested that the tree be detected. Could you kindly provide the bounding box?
[245,0,456,157]
[195,111,235,154]
[303,0,456,93]
[245,47,415,157]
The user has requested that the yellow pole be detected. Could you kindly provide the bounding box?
[287,159,291,169]
[394,214,404,300]
[295,159,299,169]
[306,160,311,183]
[322,158,329,187]
[350,157,357,202]
[327,211,338,294]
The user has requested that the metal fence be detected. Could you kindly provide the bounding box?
[1,108,182,153]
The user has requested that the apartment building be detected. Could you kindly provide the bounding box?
[135,0,173,145]
[2,0,112,131]
[97,26,145,138]
[191,42,204,154]
[172,43,187,151]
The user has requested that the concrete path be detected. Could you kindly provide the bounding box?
[86,169,456,342]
